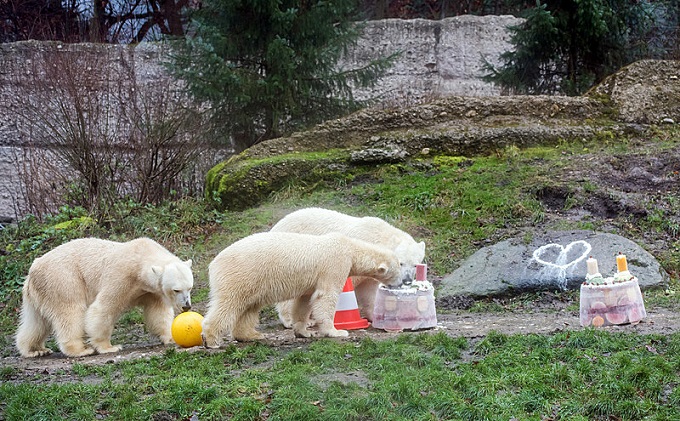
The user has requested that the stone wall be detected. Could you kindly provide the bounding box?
[0,41,186,222]
[345,15,521,103]
[0,15,520,223]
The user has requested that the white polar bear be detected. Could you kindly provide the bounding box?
[201,231,407,346]
[270,207,426,326]
[15,237,193,358]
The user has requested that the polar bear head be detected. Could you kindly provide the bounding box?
[152,260,194,312]
[369,255,406,288]
[394,240,426,283]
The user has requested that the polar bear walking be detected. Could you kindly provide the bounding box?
[270,207,426,326]
[201,231,407,347]
[15,237,194,358]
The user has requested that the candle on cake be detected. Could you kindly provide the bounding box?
[584,256,604,285]
[415,264,427,281]
[614,252,633,282]
[586,256,599,275]
[616,252,628,272]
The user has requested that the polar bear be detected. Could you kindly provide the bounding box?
[270,207,426,326]
[201,231,407,346]
[15,237,193,358]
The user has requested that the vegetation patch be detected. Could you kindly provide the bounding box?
[1,331,679,419]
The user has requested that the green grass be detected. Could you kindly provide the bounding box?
[1,331,679,420]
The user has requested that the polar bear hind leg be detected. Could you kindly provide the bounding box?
[15,299,54,358]
[291,294,315,338]
[51,302,96,357]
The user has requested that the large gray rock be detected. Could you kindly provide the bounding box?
[439,230,669,298]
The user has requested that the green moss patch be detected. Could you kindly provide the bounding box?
[205,150,356,211]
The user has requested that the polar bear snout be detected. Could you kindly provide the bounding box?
[400,264,416,286]
[160,260,194,313]
[174,291,192,312]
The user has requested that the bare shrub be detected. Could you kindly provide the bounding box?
[10,44,216,219]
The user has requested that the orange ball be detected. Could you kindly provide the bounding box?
[171,311,204,348]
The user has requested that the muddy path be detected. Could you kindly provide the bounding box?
[4,297,679,383]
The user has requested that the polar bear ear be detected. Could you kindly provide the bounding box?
[418,241,426,252]
[377,263,389,275]
[151,266,164,277]
[183,259,192,268]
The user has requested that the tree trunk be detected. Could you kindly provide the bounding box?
[89,0,106,42]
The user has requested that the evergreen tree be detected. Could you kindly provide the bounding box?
[483,0,660,95]
[170,0,395,151]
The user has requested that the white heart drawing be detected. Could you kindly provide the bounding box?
[532,240,592,270]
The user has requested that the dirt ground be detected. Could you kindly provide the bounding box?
[4,293,680,383]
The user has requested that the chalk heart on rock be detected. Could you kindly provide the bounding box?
[532,240,592,270]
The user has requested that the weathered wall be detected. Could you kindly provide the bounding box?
[0,15,520,223]
[0,42,181,222]
[345,15,521,103]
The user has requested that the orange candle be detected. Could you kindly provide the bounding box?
[616,253,628,272]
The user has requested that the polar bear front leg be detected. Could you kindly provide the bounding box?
[141,295,174,344]
[353,278,379,322]
[309,289,348,338]
[84,296,123,354]
[201,303,238,348]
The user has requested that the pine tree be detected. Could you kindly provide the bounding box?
[169,0,395,151]
[483,0,661,95]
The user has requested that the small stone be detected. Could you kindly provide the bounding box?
[661,118,675,124]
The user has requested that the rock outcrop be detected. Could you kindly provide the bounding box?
[438,230,669,299]
[207,60,680,211]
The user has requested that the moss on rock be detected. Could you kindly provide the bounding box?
[205,150,354,211]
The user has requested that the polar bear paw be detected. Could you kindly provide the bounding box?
[233,332,265,342]
[69,348,96,357]
[95,344,123,354]
[24,348,54,358]
[321,328,349,338]
[293,327,313,338]
[62,341,96,358]
[88,339,122,354]
[201,333,221,349]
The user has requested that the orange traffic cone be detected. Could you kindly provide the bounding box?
[334,277,370,330]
